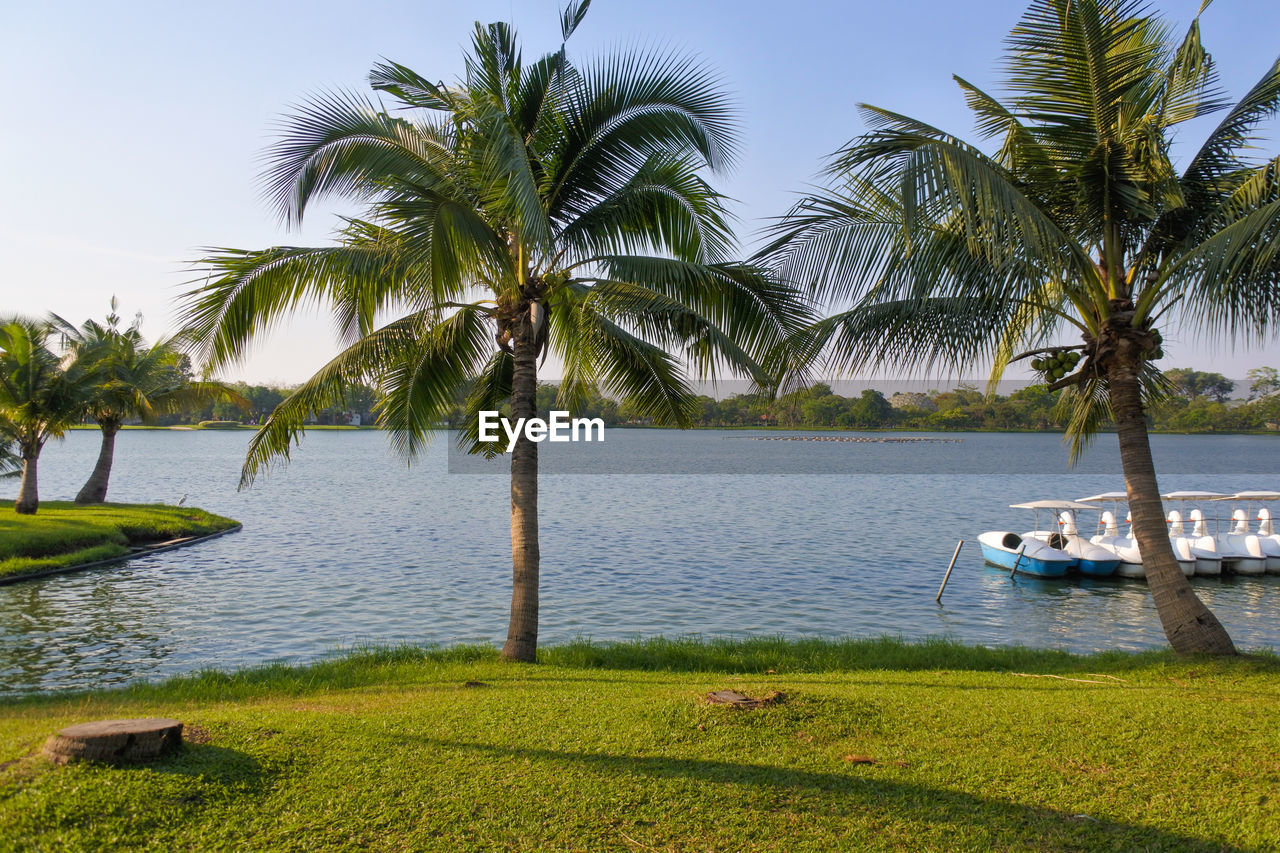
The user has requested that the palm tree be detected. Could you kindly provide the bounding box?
[0,318,96,514]
[180,2,804,661]
[53,301,245,504]
[763,0,1280,655]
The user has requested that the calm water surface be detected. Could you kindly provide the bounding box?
[2,429,1278,694]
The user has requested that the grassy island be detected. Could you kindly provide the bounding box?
[0,502,240,581]
[0,638,1276,851]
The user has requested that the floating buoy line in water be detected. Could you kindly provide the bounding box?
[746,436,963,443]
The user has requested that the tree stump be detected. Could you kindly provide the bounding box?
[42,718,184,766]
[704,690,785,709]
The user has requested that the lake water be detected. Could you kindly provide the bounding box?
[2,428,1278,695]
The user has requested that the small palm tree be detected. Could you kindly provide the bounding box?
[764,0,1280,655]
[0,318,96,514]
[181,2,804,661]
[53,301,245,504]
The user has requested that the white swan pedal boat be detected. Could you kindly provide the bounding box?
[979,500,1120,578]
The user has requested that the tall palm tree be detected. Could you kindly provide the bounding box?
[763,0,1279,655]
[180,2,804,661]
[0,318,96,514]
[53,301,245,504]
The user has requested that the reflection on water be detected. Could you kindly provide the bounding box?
[1,429,1278,695]
[0,565,169,691]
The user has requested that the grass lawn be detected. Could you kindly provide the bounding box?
[1,637,1277,851]
[0,502,240,580]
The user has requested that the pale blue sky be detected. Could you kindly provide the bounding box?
[4,0,1278,384]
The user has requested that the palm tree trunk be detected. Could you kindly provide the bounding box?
[15,446,38,515]
[1109,365,1235,655]
[75,422,119,504]
[501,321,540,663]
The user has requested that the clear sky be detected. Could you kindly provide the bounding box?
[4,0,1278,385]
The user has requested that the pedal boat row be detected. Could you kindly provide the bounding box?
[978,491,1280,579]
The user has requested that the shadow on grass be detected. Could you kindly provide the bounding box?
[149,743,268,792]
[417,737,1257,852]
[1,745,274,844]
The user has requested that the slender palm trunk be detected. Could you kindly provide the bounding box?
[15,447,38,515]
[501,320,540,662]
[1109,365,1235,655]
[75,422,119,504]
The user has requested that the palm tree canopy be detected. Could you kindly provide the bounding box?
[52,307,244,428]
[763,0,1279,451]
[0,317,93,452]
[182,2,806,483]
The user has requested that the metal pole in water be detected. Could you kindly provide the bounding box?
[1009,542,1028,579]
[936,540,964,602]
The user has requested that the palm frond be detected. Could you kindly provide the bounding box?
[550,284,695,425]
[0,425,19,478]
[1162,197,1280,345]
[241,307,491,486]
[263,90,463,226]
[556,152,736,264]
[546,46,737,220]
[1154,13,1226,128]
[1138,58,1280,263]
[797,294,1031,378]
[1054,375,1112,464]
[459,351,514,457]
[181,236,452,371]
[1180,57,1280,191]
[375,308,495,461]
[466,98,554,252]
[369,59,456,111]
[560,0,591,41]
[1002,0,1169,158]
[586,256,811,381]
[989,278,1086,394]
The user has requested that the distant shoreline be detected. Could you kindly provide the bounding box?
[64,424,1280,437]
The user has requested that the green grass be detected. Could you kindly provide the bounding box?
[0,502,240,580]
[1,638,1277,851]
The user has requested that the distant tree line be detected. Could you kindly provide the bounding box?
[159,382,380,427]
[187,366,1280,434]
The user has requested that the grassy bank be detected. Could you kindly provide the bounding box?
[1,638,1277,851]
[0,502,240,580]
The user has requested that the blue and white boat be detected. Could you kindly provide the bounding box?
[977,531,1074,577]
[980,500,1121,577]
[1012,499,1121,577]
